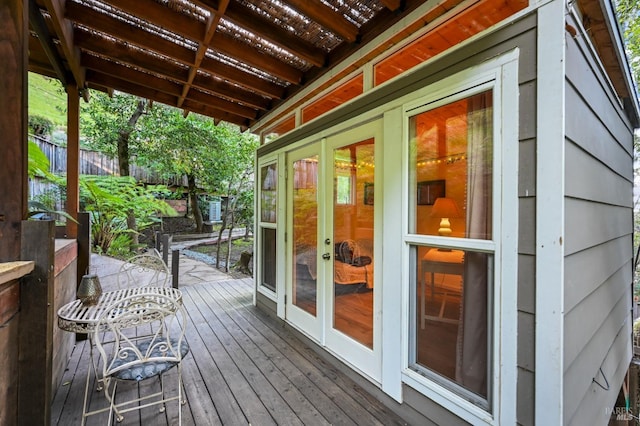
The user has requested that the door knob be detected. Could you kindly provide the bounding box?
[325,238,331,245]
[322,253,331,260]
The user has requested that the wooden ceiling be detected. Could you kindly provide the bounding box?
[28,0,429,129]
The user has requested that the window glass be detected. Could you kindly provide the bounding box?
[408,90,494,407]
[260,163,277,223]
[408,91,493,240]
[261,228,277,292]
[411,246,491,403]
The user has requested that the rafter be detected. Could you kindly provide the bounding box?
[65,1,197,66]
[86,70,251,126]
[40,0,85,88]
[198,0,326,67]
[285,0,360,43]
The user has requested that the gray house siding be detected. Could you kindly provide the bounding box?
[563,12,634,426]
[256,12,542,426]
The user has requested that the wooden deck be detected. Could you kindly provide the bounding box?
[51,278,408,425]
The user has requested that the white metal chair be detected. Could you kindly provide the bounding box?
[116,252,170,288]
[93,293,189,424]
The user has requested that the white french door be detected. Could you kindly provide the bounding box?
[286,119,382,382]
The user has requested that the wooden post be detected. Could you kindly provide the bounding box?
[172,249,180,288]
[162,234,172,265]
[66,84,80,238]
[0,0,28,262]
[19,220,55,426]
[76,212,90,281]
[155,231,162,253]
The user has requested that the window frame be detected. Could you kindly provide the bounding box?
[399,58,518,425]
[256,157,280,300]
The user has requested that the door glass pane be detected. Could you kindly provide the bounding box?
[260,228,276,292]
[408,90,493,240]
[333,138,374,348]
[292,156,318,316]
[260,164,277,223]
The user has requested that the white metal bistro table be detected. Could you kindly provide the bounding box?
[57,286,183,424]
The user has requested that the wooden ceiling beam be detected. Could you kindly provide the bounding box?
[75,27,278,109]
[191,73,270,111]
[81,54,183,97]
[83,50,270,112]
[40,0,85,88]
[210,31,303,84]
[180,98,251,127]
[65,1,196,66]
[285,0,359,43]
[197,0,325,67]
[29,0,72,86]
[199,56,285,99]
[74,28,191,82]
[101,0,205,42]
[177,0,228,108]
[187,88,258,119]
[86,70,250,127]
[82,53,266,114]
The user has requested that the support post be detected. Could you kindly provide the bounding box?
[19,220,55,426]
[162,234,171,265]
[66,84,80,238]
[172,249,180,288]
[0,0,29,262]
[155,231,162,253]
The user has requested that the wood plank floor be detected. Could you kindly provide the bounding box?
[51,278,409,425]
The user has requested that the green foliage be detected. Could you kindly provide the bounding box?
[28,115,54,136]
[617,0,640,87]
[28,140,52,179]
[80,176,175,255]
[28,73,67,127]
[81,91,148,159]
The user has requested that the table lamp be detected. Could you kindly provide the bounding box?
[431,197,462,236]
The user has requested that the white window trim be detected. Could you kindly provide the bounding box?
[398,54,519,425]
[256,155,284,310]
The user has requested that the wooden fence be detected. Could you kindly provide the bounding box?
[30,136,188,201]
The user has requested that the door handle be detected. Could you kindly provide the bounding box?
[322,253,331,260]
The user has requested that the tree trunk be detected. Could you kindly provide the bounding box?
[188,174,203,233]
[215,197,229,269]
[116,100,145,177]
[233,251,253,276]
[116,99,145,252]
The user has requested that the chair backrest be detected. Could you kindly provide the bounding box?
[93,293,187,380]
[116,253,170,289]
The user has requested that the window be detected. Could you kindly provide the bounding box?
[407,89,494,408]
[259,162,278,293]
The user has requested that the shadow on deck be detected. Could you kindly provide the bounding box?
[51,277,408,425]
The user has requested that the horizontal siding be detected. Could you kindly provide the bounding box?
[565,40,634,156]
[565,141,632,208]
[565,235,632,313]
[564,197,631,256]
[565,84,634,182]
[517,368,535,426]
[563,289,629,421]
[562,11,634,426]
[567,318,632,426]
[564,262,631,368]
[517,254,535,314]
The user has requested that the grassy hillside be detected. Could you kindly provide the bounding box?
[28,73,67,127]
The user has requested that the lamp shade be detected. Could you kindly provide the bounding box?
[431,197,462,219]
